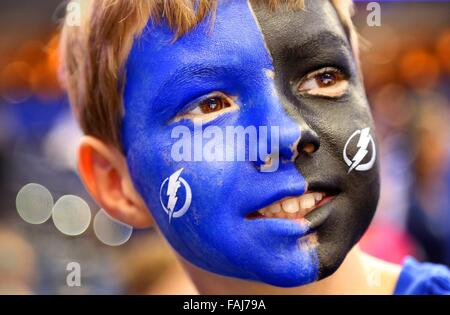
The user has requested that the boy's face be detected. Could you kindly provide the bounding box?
[122,0,379,287]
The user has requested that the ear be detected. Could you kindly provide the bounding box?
[78,136,153,228]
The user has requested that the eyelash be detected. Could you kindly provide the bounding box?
[194,93,233,114]
[173,92,238,123]
[295,66,349,98]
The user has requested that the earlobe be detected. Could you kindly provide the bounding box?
[78,136,154,228]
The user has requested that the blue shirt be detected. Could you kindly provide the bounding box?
[394,257,450,295]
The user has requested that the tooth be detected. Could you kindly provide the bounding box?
[299,194,315,210]
[269,203,281,213]
[298,200,308,216]
[281,198,300,213]
[314,193,323,203]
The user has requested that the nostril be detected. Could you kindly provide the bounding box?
[298,129,320,155]
[303,143,316,154]
[257,153,280,173]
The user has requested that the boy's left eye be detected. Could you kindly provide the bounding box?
[297,67,349,98]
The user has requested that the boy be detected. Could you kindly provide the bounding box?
[60,0,450,294]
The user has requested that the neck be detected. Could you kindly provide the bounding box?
[180,245,402,294]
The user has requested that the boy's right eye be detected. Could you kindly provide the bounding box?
[174,92,239,123]
[193,95,232,114]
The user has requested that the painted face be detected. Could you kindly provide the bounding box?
[122,0,379,287]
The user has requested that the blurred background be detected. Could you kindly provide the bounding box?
[0,0,449,294]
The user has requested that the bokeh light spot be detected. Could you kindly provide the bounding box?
[93,209,133,246]
[52,195,91,236]
[16,183,54,224]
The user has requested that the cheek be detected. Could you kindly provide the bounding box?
[302,92,376,156]
[124,123,245,243]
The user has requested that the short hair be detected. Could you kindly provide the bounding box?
[60,0,357,149]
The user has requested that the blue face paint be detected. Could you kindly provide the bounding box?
[122,0,318,287]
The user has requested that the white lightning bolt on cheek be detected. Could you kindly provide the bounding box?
[349,128,371,173]
[167,168,184,220]
[356,128,371,150]
[350,148,368,173]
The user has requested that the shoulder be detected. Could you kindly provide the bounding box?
[394,257,450,295]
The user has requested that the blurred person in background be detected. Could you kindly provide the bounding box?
[356,5,450,269]
[119,232,197,295]
[408,99,450,266]
[0,227,36,294]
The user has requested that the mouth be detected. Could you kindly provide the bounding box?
[246,186,339,226]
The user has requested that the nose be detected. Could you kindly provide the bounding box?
[253,106,320,172]
[297,127,320,156]
[250,74,322,171]
[250,102,303,170]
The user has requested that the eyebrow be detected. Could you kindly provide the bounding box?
[281,31,355,76]
[159,65,226,90]
[315,31,352,51]
[285,31,352,58]
[152,64,234,113]
[157,32,350,86]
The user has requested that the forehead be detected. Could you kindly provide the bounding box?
[124,0,348,106]
[250,0,350,55]
[126,1,270,91]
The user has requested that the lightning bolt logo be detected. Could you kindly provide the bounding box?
[349,127,371,173]
[166,168,183,222]
[343,127,376,174]
[160,168,192,223]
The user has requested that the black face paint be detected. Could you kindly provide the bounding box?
[251,0,380,279]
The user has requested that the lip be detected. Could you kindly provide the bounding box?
[242,182,306,218]
[245,180,341,231]
[308,181,341,197]
[302,181,341,229]
[242,216,312,238]
[303,194,337,229]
